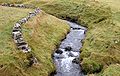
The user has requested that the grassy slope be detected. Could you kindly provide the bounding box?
[0,6,69,76]
[22,11,69,76]
[0,6,32,76]
[22,0,120,75]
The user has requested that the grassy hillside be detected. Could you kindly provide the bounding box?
[0,6,69,76]
[0,0,120,76]
[20,0,120,75]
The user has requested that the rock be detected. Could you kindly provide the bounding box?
[34,8,41,14]
[19,18,27,24]
[17,4,24,8]
[72,28,81,30]
[65,46,72,51]
[22,46,31,53]
[13,23,21,31]
[69,51,79,57]
[72,58,79,64]
[29,12,36,17]
[68,52,74,57]
[55,49,63,54]
[26,16,31,21]
[9,4,14,7]
[16,37,25,43]
[17,42,27,46]
[12,31,22,39]
[27,54,38,66]
[14,37,24,43]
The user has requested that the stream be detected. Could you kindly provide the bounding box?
[53,21,87,76]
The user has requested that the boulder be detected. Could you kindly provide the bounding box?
[72,58,79,64]
[65,46,72,51]
[55,49,63,54]
[12,31,22,39]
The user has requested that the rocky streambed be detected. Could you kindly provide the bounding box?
[53,21,87,76]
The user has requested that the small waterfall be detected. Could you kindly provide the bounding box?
[53,21,87,76]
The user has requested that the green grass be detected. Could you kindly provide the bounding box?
[0,6,32,76]
[0,0,120,76]
[99,64,120,76]
[20,0,120,75]
[22,10,69,76]
[0,6,69,76]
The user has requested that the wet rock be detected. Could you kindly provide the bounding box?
[68,53,74,57]
[65,46,72,51]
[72,58,79,64]
[26,16,31,21]
[72,28,81,30]
[55,49,63,54]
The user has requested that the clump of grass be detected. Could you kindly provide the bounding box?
[99,64,120,76]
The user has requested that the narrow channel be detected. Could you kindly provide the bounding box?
[53,21,87,76]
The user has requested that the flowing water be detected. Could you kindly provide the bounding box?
[53,21,87,76]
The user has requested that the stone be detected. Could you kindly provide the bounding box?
[13,23,21,31]
[9,4,14,7]
[17,43,28,51]
[72,58,79,64]
[65,46,72,51]
[16,37,25,43]
[26,16,30,21]
[55,49,63,54]
[34,8,41,14]
[19,18,27,24]
[14,37,23,43]
[27,54,38,66]
[29,12,36,17]
[12,31,22,39]
[72,28,81,30]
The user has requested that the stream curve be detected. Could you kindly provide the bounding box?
[53,21,86,76]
